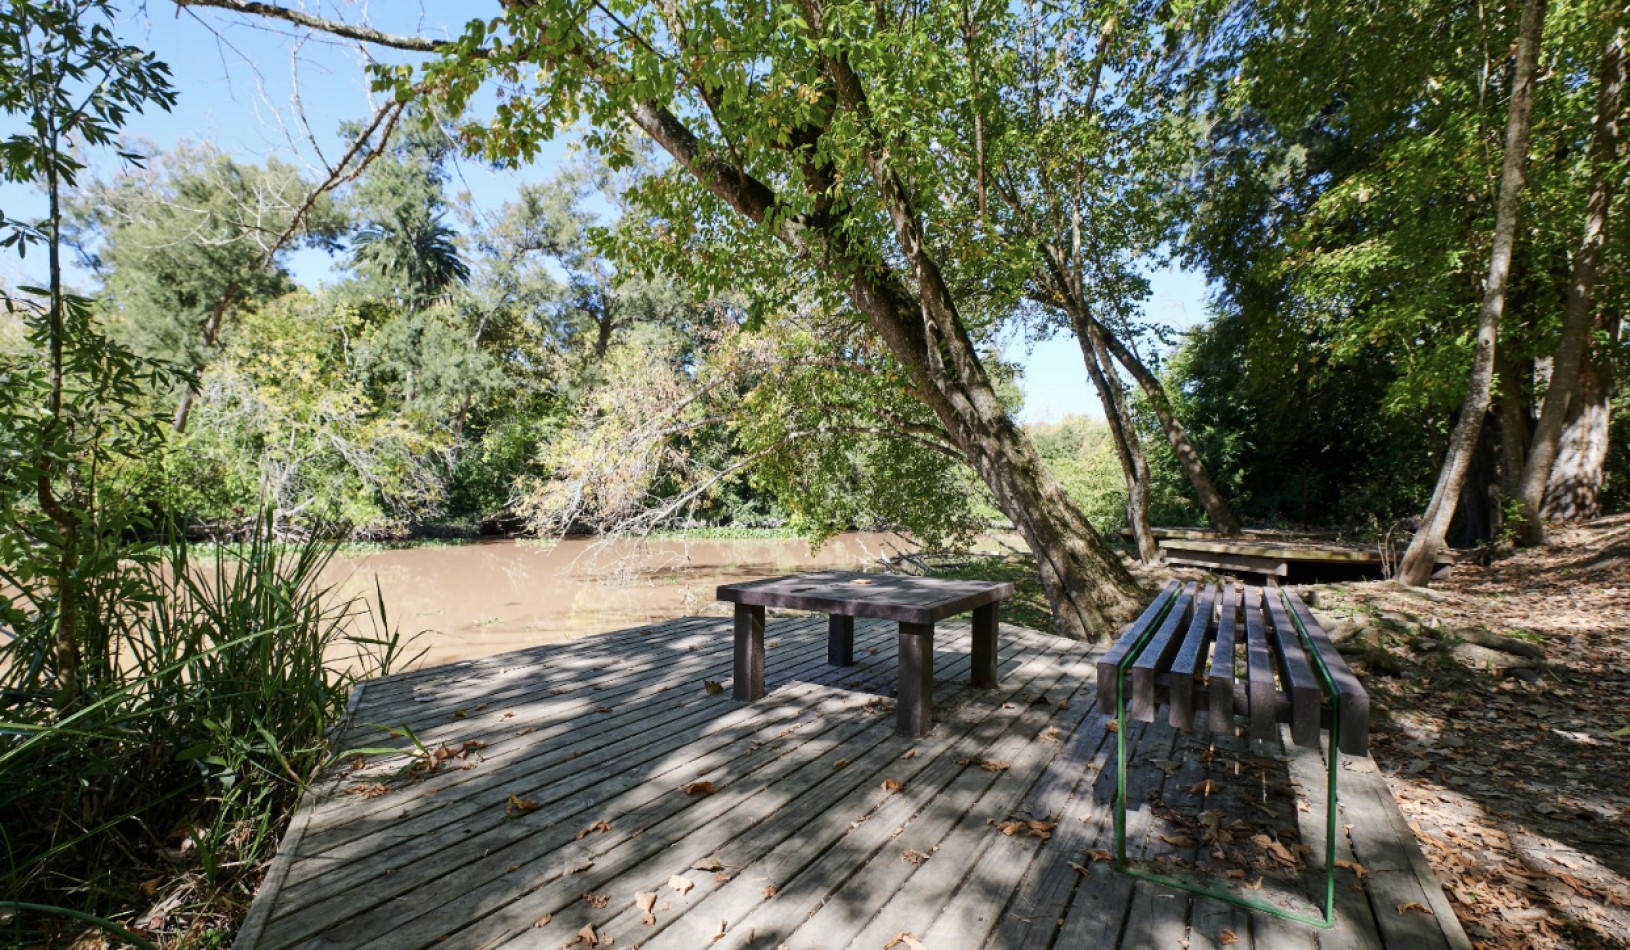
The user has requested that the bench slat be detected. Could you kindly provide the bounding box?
[1285,590,1371,756]
[1264,588,1323,749]
[1130,582,1198,722]
[1167,584,1218,731]
[1242,586,1280,741]
[1207,582,1240,735]
[1095,580,1181,716]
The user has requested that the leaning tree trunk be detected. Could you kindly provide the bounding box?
[1543,317,1617,520]
[1077,319,1158,562]
[1399,0,1549,586]
[1085,315,1241,536]
[1514,21,1624,544]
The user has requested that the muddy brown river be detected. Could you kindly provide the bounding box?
[320,533,910,669]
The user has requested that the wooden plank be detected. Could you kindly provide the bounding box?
[717,570,1013,624]
[1169,584,1220,731]
[1282,736,1382,950]
[1284,591,1370,756]
[555,631,1078,950]
[1131,581,1199,722]
[273,628,1023,945]
[1263,589,1322,750]
[1097,580,1182,716]
[465,635,1081,950]
[1209,582,1241,735]
[1165,549,1290,577]
[1242,586,1280,742]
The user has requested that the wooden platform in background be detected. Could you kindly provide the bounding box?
[235,615,1471,950]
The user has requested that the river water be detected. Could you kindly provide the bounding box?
[320,533,909,669]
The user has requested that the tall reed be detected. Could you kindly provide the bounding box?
[0,521,417,947]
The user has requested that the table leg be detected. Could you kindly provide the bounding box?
[897,622,934,737]
[733,604,765,702]
[828,614,855,666]
[972,603,998,689]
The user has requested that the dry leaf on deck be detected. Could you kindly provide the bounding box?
[501,711,515,720]
[576,819,611,840]
[1190,779,1217,796]
[901,750,918,760]
[956,757,1011,773]
[1396,901,1433,917]
[1336,859,1370,878]
[344,783,390,798]
[506,793,542,816]
[997,819,1057,839]
[881,778,905,793]
[594,706,615,714]
[668,874,695,894]
[1220,928,1240,945]
[703,680,725,695]
[1085,848,1115,862]
[1104,720,1119,733]
[565,859,594,875]
[762,884,778,898]
[582,892,610,909]
[884,932,930,950]
[1068,861,1091,874]
[534,913,552,928]
[570,923,598,947]
[681,781,717,796]
[514,726,536,737]
[833,758,850,769]
[903,850,929,866]
[635,891,658,925]
[711,918,728,942]
[691,856,725,871]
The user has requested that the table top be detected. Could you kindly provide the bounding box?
[717,570,1014,625]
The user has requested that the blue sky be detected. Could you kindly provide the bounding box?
[2,2,1214,423]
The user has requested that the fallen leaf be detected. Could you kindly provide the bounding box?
[711,918,728,942]
[594,706,615,714]
[1041,726,1063,741]
[691,857,725,871]
[565,859,594,875]
[1189,780,1217,796]
[1105,719,1119,733]
[343,782,391,798]
[1396,901,1433,917]
[1068,861,1091,874]
[996,819,1058,839]
[514,726,536,737]
[881,778,905,793]
[957,757,1011,773]
[573,923,598,947]
[901,750,918,760]
[535,913,552,928]
[703,680,725,695]
[903,849,930,866]
[635,891,658,925]
[1336,859,1370,878]
[884,932,930,950]
[833,758,850,769]
[669,874,695,895]
[502,711,515,720]
[1220,928,1239,945]
[506,793,542,816]
[576,819,611,840]
[453,709,469,719]
[761,884,777,898]
[582,892,610,909]
[1085,848,1115,862]
[681,781,717,796]
[1156,833,1197,849]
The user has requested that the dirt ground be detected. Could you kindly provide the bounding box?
[1312,515,1630,949]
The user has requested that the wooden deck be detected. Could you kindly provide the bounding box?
[236,615,1471,950]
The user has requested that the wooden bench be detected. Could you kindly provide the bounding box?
[1095,580,1371,928]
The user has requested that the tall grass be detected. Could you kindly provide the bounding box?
[0,523,417,948]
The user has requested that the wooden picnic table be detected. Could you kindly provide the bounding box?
[716,571,1014,737]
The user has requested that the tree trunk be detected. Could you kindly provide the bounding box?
[1495,352,1531,505]
[1399,0,1549,586]
[1077,321,1157,562]
[1543,314,1617,520]
[172,282,238,434]
[1086,316,1242,535]
[1514,21,1624,543]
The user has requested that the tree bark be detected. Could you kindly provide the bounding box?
[1077,321,1157,562]
[1085,315,1242,535]
[1399,0,1548,586]
[1543,313,1617,520]
[1495,351,1530,506]
[1514,21,1624,543]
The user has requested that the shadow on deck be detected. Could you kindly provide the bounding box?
[235,615,1471,950]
